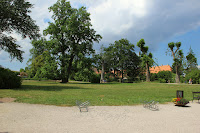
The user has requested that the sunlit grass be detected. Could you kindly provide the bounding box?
[0,80,199,106]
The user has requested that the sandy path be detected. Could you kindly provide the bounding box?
[0,102,200,133]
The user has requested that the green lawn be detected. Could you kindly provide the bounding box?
[0,80,199,106]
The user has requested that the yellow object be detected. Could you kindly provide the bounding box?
[171,98,177,102]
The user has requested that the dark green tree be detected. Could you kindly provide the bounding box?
[125,52,141,81]
[43,0,101,83]
[72,54,95,82]
[167,42,184,83]
[157,71,173,83]
[106,38,140,82]
[0,0,40,62]
[40,51,59,79]
[186,47,198,73]
[137,39,154,82]
[103,45,118,78]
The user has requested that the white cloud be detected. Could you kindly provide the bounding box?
[78,0,200,50]
[2,0,200,70]
[87,0,147,43]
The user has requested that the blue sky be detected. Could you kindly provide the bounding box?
[0,0,200,71]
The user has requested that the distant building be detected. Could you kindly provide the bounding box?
[93,65,172,79]
[93,68,123,78]
[149,65,172,73]
[19,71,28,78]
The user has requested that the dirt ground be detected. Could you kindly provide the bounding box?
[0,98,16,103]
[1,99,200,133]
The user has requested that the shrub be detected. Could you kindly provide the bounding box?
[157,71,172,83]
[14,71,20,76]
[185,69,200,84]
[0,67,22,89]
[150,73,158,81]
[159,78,166,83]
[90,73,100,83]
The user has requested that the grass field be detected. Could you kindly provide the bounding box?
[0,80,199,106]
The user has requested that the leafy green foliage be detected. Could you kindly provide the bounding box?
[186,47,198,73]
[44,0,101,83]
[157,71,173,83]
[177,98,189,105]
[185,69,200,84]
[150,73,158,81]
[90,74,100,83]
[0,0,40,62]
[0,67,21,89]
[71,55,95,82]
[103,38,140,82]
[27,38,59,80]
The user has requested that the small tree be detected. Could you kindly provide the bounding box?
[185,69,200,84]
[27,38,58,79]
[186,47,198,73]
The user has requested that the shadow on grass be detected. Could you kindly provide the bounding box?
[69,82,122,85]
[14,85,91,91]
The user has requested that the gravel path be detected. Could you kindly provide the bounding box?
[1,101,200,133]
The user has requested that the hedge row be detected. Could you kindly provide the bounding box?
[0,67,21,89]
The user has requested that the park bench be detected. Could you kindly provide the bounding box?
[143,100,159,111]
[192,92,200,103]
[76,100,90,112]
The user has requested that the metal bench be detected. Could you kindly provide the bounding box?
[192,92,200,103]
[76,100,90,112]
[143,100,159,111]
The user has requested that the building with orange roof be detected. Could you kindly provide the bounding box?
[149,65,172,73]
[93,65,172,79]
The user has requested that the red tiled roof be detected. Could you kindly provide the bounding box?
[149,65,172,73]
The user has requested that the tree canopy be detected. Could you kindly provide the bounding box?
[102,38,140,82]
[0,0,40,62]
[43,0,101,83]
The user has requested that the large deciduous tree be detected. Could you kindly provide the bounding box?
[44,0,101,83]
[0,0,40,62]
[106,38,140,82]
[167,42,184,83]
[137,39,154,82]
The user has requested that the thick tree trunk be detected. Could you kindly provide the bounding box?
[61,51,68,83]
[146,62,150,82]
[175,66,180,83]
[65,54,75,83]
[100,60,105,83]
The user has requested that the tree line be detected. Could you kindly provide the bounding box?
[1,0,199,87]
